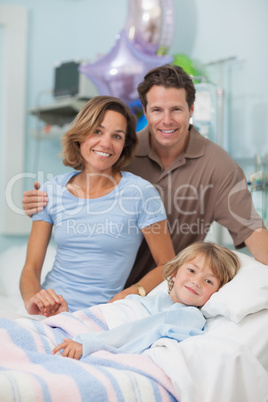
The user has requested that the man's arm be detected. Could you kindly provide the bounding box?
[244,228,268,265]
[22,181,48,217]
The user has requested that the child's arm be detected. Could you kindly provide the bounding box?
[52,338,82,360]
[72,306,205,358]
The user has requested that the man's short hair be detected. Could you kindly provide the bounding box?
[137,64,196,111]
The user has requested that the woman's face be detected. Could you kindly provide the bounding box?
[80,110,127,174]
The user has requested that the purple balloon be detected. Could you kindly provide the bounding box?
[79,30,173,104]
[125,0,176,55]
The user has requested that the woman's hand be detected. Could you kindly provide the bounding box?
[52,338,83,360]
[25,289,69,317]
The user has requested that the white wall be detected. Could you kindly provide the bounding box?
[0,5,31,236]
[189,0,268,160]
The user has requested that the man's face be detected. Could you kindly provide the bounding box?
[144,85,194,152]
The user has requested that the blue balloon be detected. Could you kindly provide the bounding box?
[128,99,147,131]
[136,114,147,131]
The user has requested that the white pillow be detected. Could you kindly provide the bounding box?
[148,280,168,295]
[201,251,268,322]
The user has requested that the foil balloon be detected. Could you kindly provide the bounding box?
[79,30,173,104]
[125,0,175,55]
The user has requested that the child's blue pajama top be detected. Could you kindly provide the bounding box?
[74,292,206,357]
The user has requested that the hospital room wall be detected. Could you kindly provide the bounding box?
[0,0,267,252]
[186,0,268,163]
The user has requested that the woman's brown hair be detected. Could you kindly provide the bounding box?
[62,96,138,171]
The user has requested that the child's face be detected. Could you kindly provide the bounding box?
[169,254,221,307]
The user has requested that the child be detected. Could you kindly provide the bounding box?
[52,242,240,360]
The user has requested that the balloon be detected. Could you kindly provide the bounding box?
[79,30,173,104]
[128,99,148,131]
[173,54,199,77]
[125,0,176,55]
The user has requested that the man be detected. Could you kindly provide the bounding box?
[23,65,268,293]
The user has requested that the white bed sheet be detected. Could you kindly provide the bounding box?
[145,310,268,402]
[100,290,268,402]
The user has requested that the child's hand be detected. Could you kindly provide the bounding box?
[52,338,82,360]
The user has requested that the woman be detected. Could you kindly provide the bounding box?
[20,96,175,317]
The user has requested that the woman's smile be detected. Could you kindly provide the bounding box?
[92,150,112,158]
[80,110,127,174]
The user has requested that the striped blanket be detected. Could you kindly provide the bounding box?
[0,306,177,402]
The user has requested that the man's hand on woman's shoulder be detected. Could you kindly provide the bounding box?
[22,181,48,217]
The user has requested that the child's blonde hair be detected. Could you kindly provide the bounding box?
[162,242,240,293]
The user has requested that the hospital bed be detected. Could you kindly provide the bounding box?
[0,245,268,401]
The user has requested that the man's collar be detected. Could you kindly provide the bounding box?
[184,125,206,159]
[136,124,206,160]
